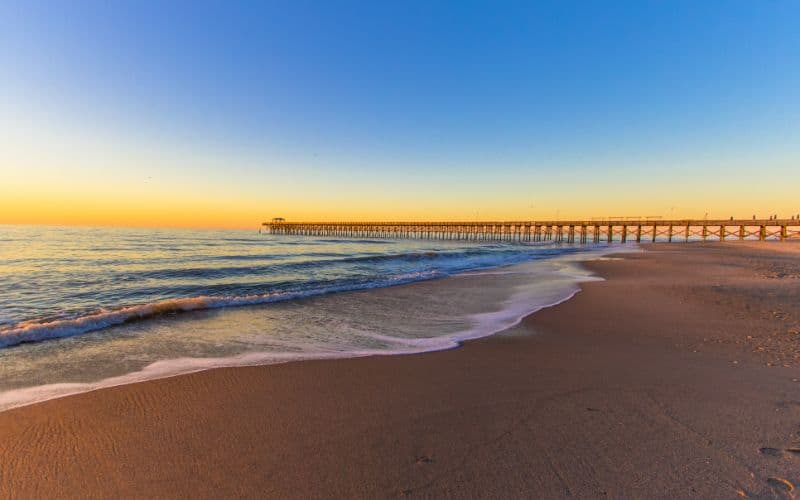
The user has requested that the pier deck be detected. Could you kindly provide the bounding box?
[262,219,800,244]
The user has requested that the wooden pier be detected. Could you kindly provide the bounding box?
[262,219,800,244]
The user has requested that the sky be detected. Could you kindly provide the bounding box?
[1,1,798,228]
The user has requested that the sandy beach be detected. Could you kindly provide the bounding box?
[1,243,799,499]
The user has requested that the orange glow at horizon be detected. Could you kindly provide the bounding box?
[3,188,799,230]
[3,123,798,230]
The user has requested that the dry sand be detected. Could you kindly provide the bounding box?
[1,243,799,499]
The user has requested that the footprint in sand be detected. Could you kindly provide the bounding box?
[759,446,800,460]
[766,477,795,494]
[760,447,783,457]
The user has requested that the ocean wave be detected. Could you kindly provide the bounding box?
[0,247,624,413]
[207,251,342,261]
[114,247,539,282]
[313,239,395,244]
[0,270,441,349]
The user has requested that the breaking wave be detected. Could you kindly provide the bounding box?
[0,270,439,348]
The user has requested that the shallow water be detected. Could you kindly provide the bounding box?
[0,225,622,411]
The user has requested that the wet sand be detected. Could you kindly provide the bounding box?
[1,243,799,498]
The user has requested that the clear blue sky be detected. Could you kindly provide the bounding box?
[2,1,799,226]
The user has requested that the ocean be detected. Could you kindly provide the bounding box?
[0,225,618,411]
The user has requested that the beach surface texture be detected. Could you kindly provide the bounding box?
[1,242,799,498]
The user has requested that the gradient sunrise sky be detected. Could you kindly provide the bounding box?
[1,1,798,228]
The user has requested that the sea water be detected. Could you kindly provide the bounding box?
[0,225,620,411]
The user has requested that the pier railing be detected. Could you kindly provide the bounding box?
[262,219,800,244]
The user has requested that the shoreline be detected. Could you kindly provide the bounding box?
[0,245,618,413]
[1,242,799,497]
[0,238,584,350]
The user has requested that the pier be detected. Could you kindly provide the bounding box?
[262,219,800,244]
